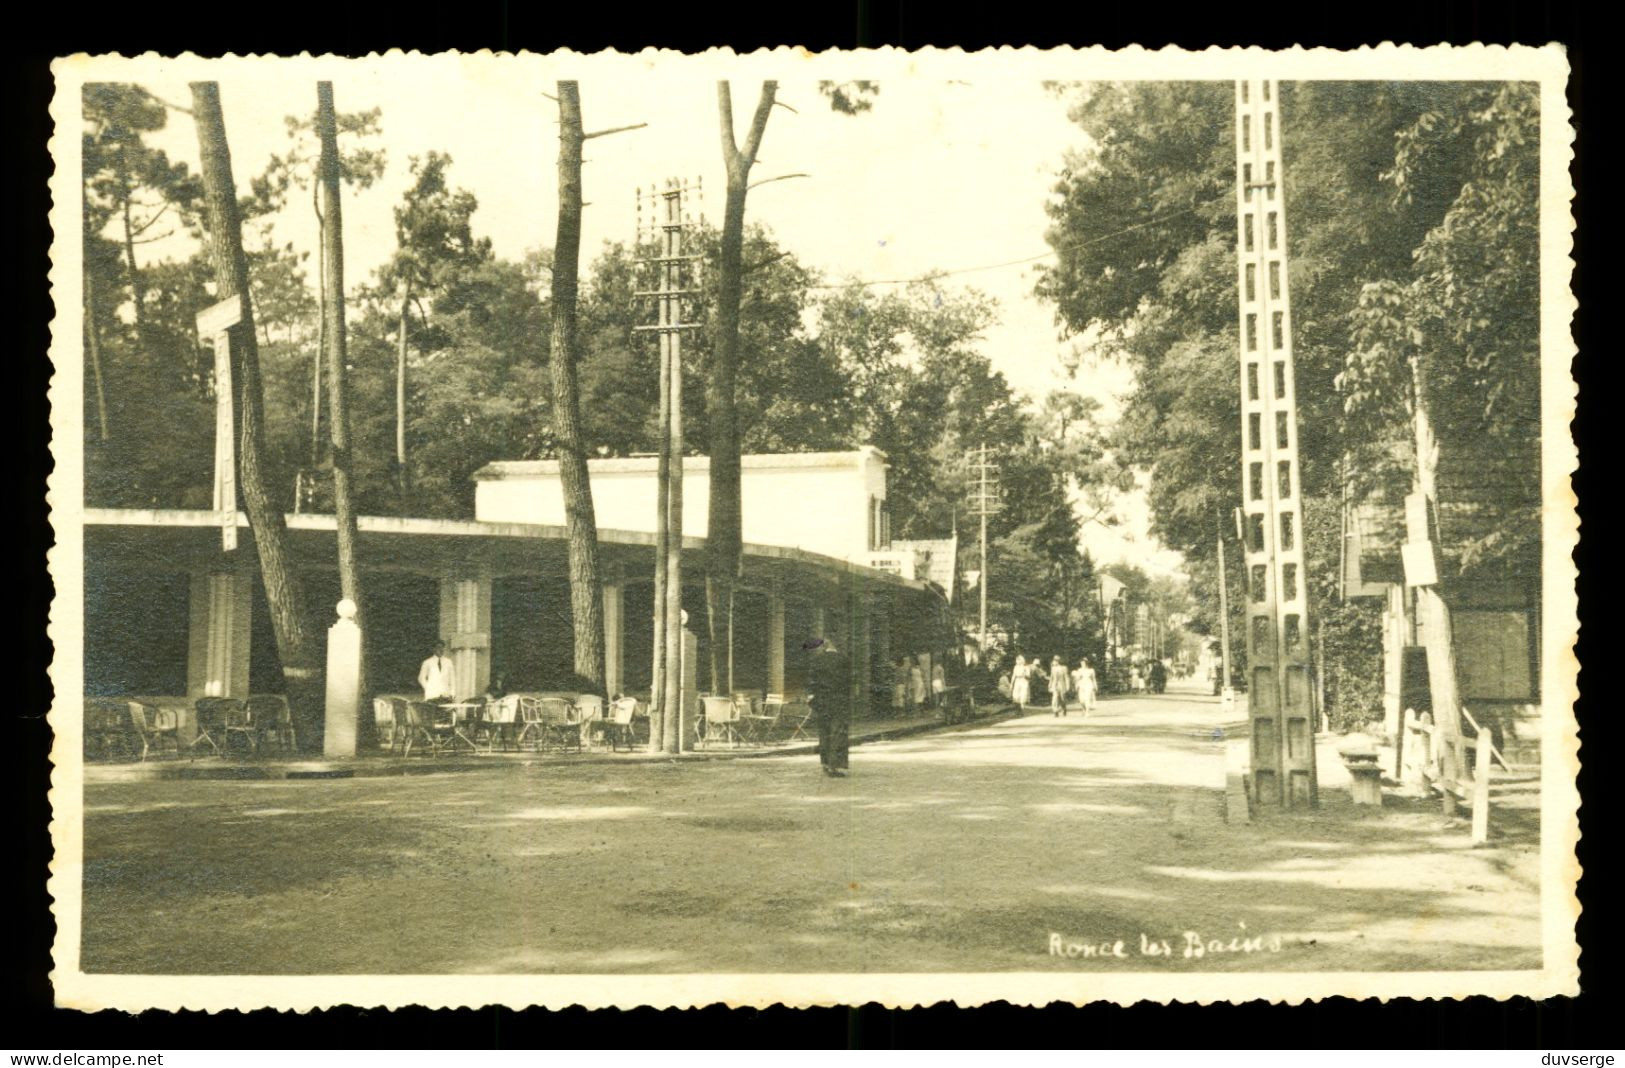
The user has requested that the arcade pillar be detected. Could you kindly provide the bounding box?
[439,571,492,701]
[187,569,252,698]
[767,585,786,695]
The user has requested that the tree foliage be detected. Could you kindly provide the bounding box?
[1338,83,1541,574]
[1035,80,1540,716]
[82,80,1129,698]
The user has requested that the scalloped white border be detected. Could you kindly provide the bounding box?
[45,43,1579,1011]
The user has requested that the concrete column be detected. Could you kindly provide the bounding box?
[187,569,252,698]
[873,590,893,691]
[323,599,362,758]
[604,573,625,698]
[440,571,492,701]
[767,586,786,695]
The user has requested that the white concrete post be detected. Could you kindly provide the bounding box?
[324,599,362,758]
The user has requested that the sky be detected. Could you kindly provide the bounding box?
[132,63,1186,577]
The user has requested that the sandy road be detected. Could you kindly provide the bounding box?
[80,689,1540,974]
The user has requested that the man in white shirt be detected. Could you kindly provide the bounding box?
[419,641,456,702]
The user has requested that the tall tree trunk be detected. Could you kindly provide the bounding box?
[312,200,325,473]
[548,82,607,694]
[117,154,149,346]
[309,343,321,467]
[83,263,110,442]
[396,289,411,505]
[706,80,776,695]
[190,81,323,747]
[317,82,370,743]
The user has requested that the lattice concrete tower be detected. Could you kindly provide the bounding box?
[1234,78,1318,808]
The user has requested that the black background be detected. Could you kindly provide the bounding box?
[9,0,1607,1048]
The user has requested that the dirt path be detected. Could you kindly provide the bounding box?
[80,690,1540,974]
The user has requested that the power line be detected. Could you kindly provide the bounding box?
[806,205,1203,291]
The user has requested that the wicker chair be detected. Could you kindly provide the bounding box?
[373,696,398,751]
[701,694,742,748]
[540,696,580,752]
[481,694,519,752]
[247,695,296,754]
[126,700,179,761]
[514,695,547,750]
[400,701,447,758]
[191,696,243,759]
[573,694,605,749]
[84,698,131,760]
[603,697,639,751]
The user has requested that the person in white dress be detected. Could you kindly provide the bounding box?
[1076,657,1097,715]
[908,657,928,710]
[1011,655,1032,708]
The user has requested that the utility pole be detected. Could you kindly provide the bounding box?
[1216,508,1234,705]
[636,178,702,753]
[966,444,1000,655]
[1234,78,1317,807]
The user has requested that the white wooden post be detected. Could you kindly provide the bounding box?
[197,297,244,552]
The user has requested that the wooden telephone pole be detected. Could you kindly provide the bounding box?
[966,444,1000,654]
[636,179,702,753]
[1234,78,1317,807]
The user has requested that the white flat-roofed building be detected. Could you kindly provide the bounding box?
[474,447,894,566]
[79,447,960,731]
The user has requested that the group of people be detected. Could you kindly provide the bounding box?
[1005,654,1098,717]
[1129,659,1169,694]
[890,656,946,713]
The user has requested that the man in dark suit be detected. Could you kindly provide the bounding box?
[805,636,851,777]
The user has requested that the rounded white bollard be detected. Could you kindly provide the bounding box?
[323,599,363,759]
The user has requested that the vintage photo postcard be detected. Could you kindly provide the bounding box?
[46,45,1578,1011]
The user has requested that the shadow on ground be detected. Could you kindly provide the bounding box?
[79,695,1541,975]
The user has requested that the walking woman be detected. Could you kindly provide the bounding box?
[1077,657,1098,715]
[1011,655,1032,709]
[1049,655,1071,717]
